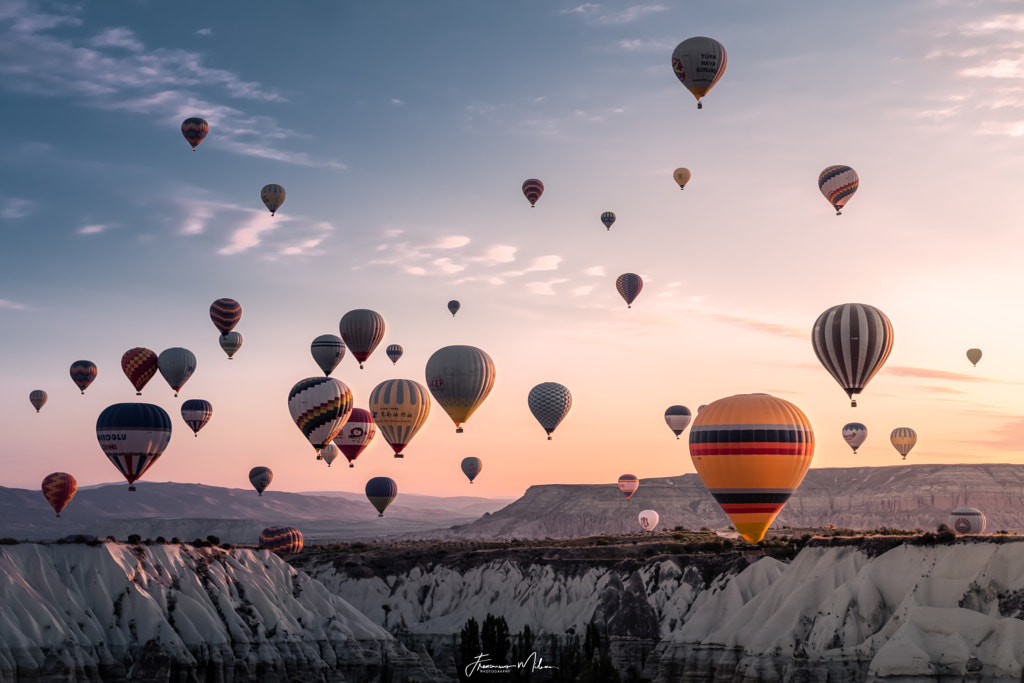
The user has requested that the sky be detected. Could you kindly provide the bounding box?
[4,0,1024,501]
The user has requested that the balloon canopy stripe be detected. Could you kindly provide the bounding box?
[690,426,812,443]
[259,526,303,555]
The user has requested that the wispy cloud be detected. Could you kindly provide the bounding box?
[0,197,32,218]
[77,223,109,235]
[0,298,28,310]
[89,27,143,51]
[526,278,569,295]
[680,308,806,340]
[196,28,212,37]
[882,366,990,382]
[583,265,605,276]
[562,3,666,25]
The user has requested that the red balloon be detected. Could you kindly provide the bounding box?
[42,472,77,517]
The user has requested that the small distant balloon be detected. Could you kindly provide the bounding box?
[522,179,544,207]
[448,300,461,317]
[842,422,867,454]
[366,476,398,517]
[219,331,243,359]
[673,168,691,190]
[618,474,639,499]
[311,334,346,376]
[966,348,982,367]
[600,212,616,230]
[527,382,572,440]
[42,472,77,517]
[181,399,213,436]
[157,347,197,397]
[333,408,376,467]
[210,298,242,336]
[818,165,859,215]
[339,309,386,369]
[181,117,208,151]
[261,184,286,216]
[664,405,691,439]
[671,37,727,109]
[386,344,404,365]
[259,526,303,555]
[948,507,986,535]
[638,509,659,532]
[70,360,98,394]
[461,456,482,484]
[249,466,273,496]
[616,273,643,308]
[121,347,159,395]
[319,442,340,467]
[29,390,47,413]
[890,427,917,460]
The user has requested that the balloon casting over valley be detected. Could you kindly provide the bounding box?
[2,2,1022,551]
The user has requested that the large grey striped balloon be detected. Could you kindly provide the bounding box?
[812,303,893,407]
[527,382,572,440]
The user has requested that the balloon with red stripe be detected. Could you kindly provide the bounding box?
[522,179,544,207]
[259,526,303,555]
[333,408,376,467]
[210,298,241,336]
[689,393,814,544]
[41,472,77,517]
[120,347,158,395]
[70,360,98,394]
[617,474,639,499]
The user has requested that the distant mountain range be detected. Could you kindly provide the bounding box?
[6,463,1023,544]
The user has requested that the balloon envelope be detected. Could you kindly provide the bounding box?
[96,403,172,491]
[181,117,208,150]
[121,348,158,395]
[210,298,241,335]
[157,347,197,397]
[70,360,97,394]
[890,427,917,459]
[333,408,376,466]
[966,348,982,367]
[181,399,213,436]
[249,466,273,496]
[527,382,572,439]
[219,331,243,359]
[29,390,47,413]
[386,344,403,365]
[664,405,691,438]
[461,456,482,483]
[600,212,616,230]
[369,379,431,457]
[616,273,643,308]
[948,507,986,535]
[818,165,859,215]
[319,442,340,466]
[339,309,386,368]
[689,393,814,544]
[366,476,398,517]
[259,526,303,555]
[287,377,353,450]
[671,37,727,108]
[639,509,659,532]
[311,334,346,376]
[673,167,691,189]
[842,422,868,453]
[447,300,461,317]
[618,474,639,499]
[425,345,496,433]
[812,303,894,407]
[42,472,77,517]
[522,179,544,207]
[260,183,286,215]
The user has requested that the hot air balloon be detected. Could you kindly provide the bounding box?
[890,427,917,459]
[311,334,346,376]
[29,390,47,413]
[366,477,398,517]
[287,377,353,451]
[425,345,496,433]
[618,474,639,499]
[260,183,286,216]
[386,344,403,365]
[812,303,894,407]
[638,509,659,532]
[96,403,172,491]
[333,408,376,467]
[70,360,97,394]
[319,442,340,466]
[600,212,616,230]
[339,309,385,369]
[219,331,243,359]
[41,472,77,517]
[842,422,868,454]
[121,347,159,395]
[181,399,212,436]
[690,393,814,544]
[461,456,482,484]
[664,405,691,439]
[369,379,430,457]
[818,165,859,215]
[210,298,241,335]
[448,300,461,317]
[527,382,572,440]
[522,179,544,207]
[259,526,303,555]
[616,273,643,308]
[249,466,273,496]
[966,348,982,367]
[671,37,727,109]
[673,168,691,190]
[157,347,197,397]
[181,117,208,150]
[948,507,986,535]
